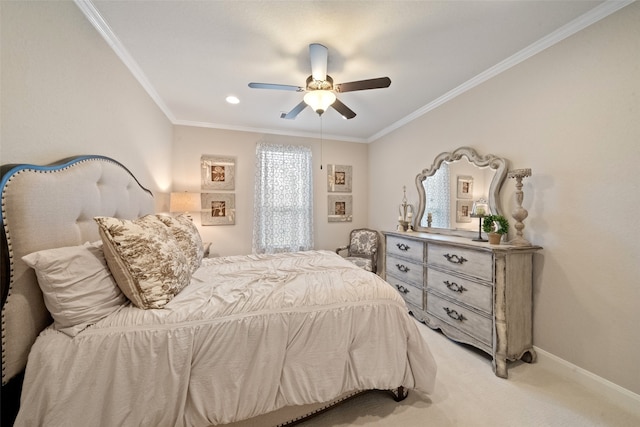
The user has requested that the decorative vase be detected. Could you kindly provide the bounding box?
[488,232,502,245]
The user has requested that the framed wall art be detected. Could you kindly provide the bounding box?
[456,200,473,223]
[201,193,235,226]
[327,164,352,193]
[201,155,236,191]
[328,195,352,222]
[456,175,473,199]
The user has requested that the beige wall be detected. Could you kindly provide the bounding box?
[172,126,369,256]
[369,3,640,394]
[0,1,173,210]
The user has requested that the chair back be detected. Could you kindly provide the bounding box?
[349,228,379,256]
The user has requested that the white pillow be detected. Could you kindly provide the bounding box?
[94,215,191,309]
[22,241,127,337]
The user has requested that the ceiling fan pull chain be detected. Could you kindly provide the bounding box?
[320,115,323,170]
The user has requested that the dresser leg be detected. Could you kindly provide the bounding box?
[493,348,537,378]
[521,348,537,364]
[493,357,508,379]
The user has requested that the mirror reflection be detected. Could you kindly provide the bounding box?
[415,147,508,236]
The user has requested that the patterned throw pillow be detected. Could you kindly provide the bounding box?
[94,215,191,309]
[155,214,204,273]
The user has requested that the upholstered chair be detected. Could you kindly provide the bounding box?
[335,228,379,273]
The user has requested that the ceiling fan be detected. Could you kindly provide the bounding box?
[248,43,391,120]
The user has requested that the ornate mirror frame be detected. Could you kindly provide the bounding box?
[415,147,509,236]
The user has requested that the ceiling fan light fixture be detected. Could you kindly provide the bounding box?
[249,44,388,120]
[303,90,336,115]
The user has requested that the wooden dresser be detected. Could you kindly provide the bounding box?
[383,230,540,378]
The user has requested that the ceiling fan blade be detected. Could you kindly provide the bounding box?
[309,43,328,81]
[248,82,304,92]
[280,101,308,120]
[331,98,356,120]
[335,77,391,93]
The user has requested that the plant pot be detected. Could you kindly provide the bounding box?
[488,232,502,245]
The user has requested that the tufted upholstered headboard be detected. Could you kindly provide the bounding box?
[0,156,155,386]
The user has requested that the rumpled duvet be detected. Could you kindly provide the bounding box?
[15,250,436,426]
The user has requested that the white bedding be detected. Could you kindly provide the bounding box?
[15,250,436,426]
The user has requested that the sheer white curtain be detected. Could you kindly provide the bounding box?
[253,142,314,254]
[421,162,451,229]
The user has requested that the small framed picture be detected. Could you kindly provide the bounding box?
[328,195,352,222]
[457,175,473,199]
[456,200,473,223]
[201,193,235,225]
[327,164,352,193]
[201,155,236,190]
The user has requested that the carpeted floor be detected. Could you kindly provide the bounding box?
[299,319,640,426]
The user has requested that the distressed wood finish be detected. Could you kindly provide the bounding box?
[427,268,492,314]
[386,234,425,260]
[426,293,493,346]
[428,244,493,281]
[383,231,541,378]
[386,254,424,286]
[385,276,424,311]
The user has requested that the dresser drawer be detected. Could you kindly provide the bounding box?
[428,244,493,281]
[387,276,423,309]
[427,292,492,346]
[386,235,424,262]
[427,268,492,314]
[386,254,424,287]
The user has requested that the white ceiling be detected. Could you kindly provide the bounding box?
[78,0,625,143]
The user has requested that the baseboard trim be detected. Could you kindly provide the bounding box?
[533,346,640,414]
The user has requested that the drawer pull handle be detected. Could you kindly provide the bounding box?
[443,253,467,264]
[444,280,467,293]
[395,264,410,273]
[396,243,410,251]
[395,285,409,294]
[443,307,466,322]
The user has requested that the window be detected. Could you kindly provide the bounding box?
[253,143,313,253]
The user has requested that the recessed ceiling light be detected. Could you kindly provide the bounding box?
[226,95,239,104]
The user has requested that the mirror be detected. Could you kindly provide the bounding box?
[415,147,508,236]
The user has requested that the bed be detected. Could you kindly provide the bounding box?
[1,155,436,426]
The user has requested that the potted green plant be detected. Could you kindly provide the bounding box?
[482,215,509,244]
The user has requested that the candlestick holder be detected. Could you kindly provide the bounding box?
[507,168,532,246]
[398,186,414,232]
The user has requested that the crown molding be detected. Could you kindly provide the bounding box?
[173,119,367,144]
[74,0,176,122]
[368,0,635,143]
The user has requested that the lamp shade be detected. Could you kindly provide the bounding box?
[471,198,490,217]
[303,90,336,115]
[170,192,200,213]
